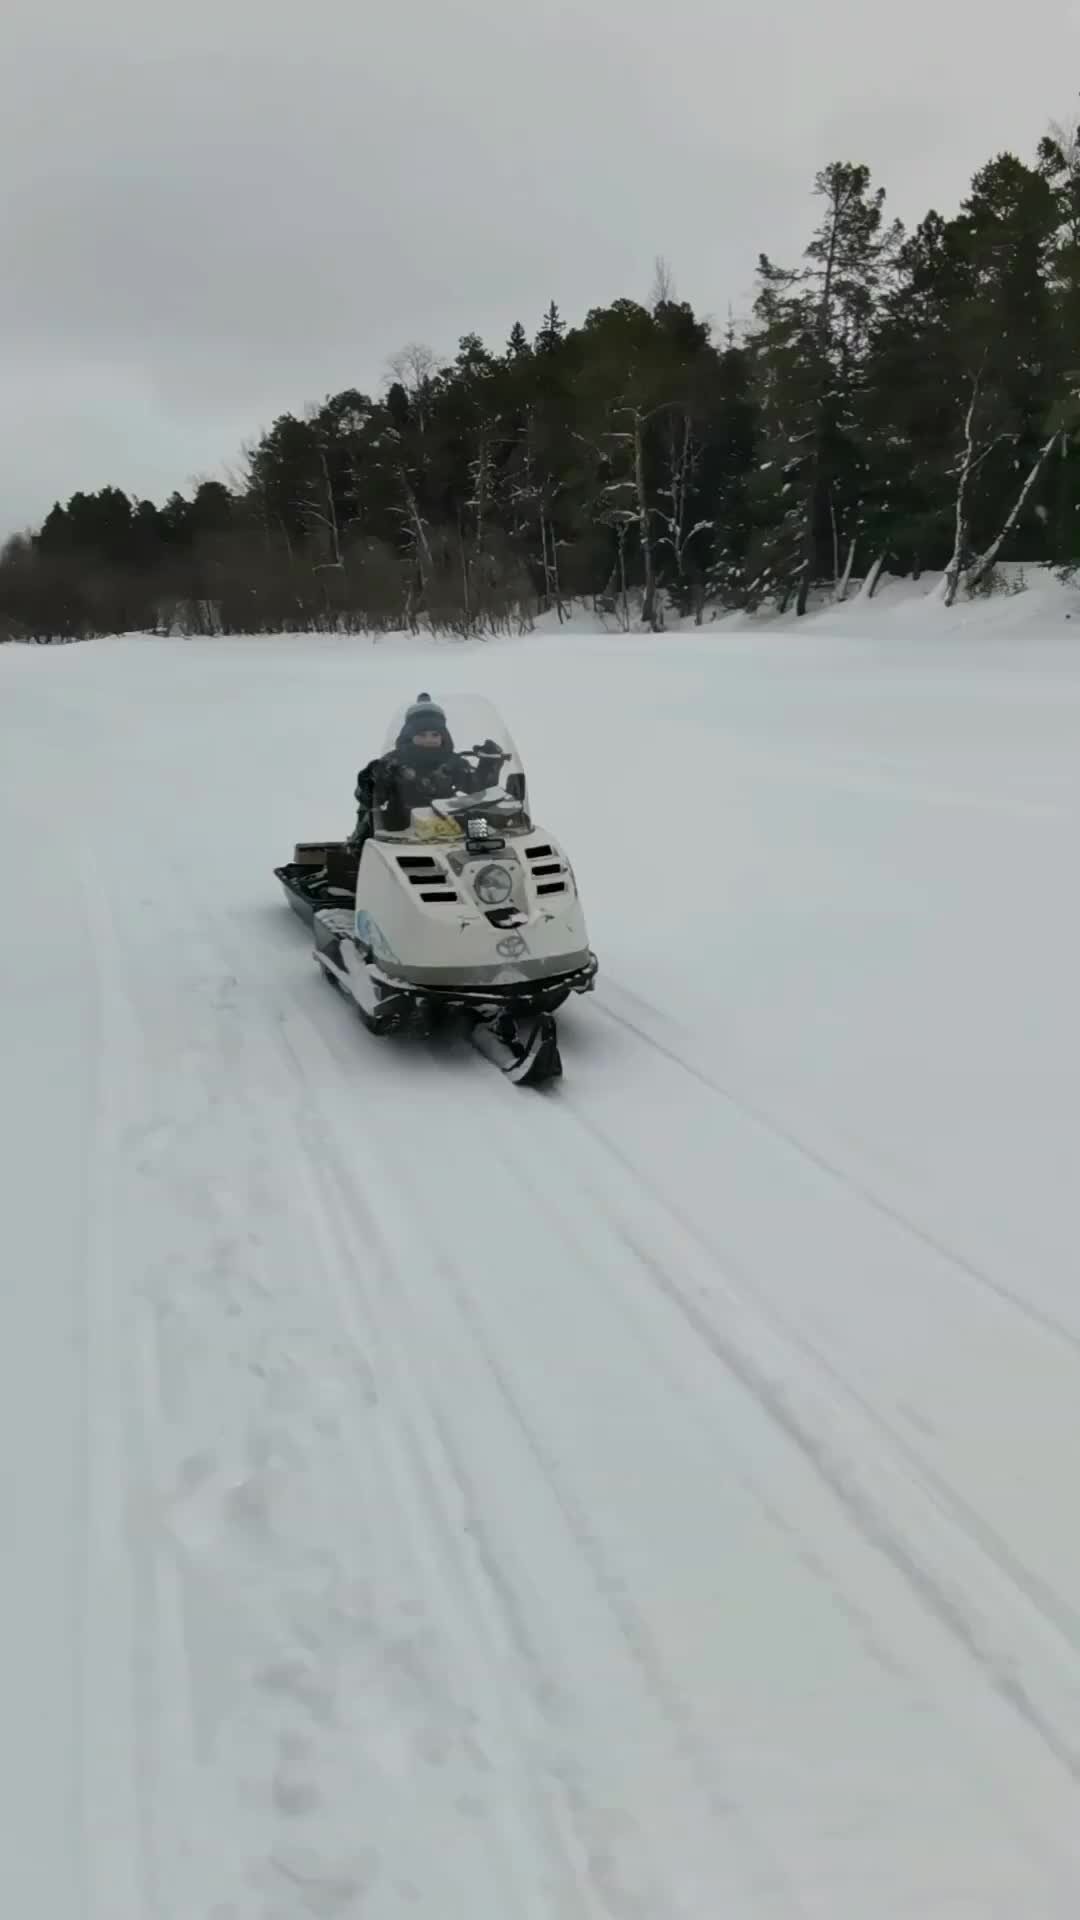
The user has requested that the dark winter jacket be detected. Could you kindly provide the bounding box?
[351,742,501,840]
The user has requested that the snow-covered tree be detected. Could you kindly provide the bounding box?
[749,162,900,612]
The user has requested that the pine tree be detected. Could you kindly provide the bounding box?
[1036,124,1080,563]
[861,212,971,580]
[749,162,899,612]
[506,321,529,361]
[535,301,566,355]
[702,338,757,610]
[937,156,1060,599]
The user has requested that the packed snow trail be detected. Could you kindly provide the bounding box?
[4,621,1080,1916]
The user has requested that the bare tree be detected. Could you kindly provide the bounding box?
[963,429,1063,596]
[650,254,676,310]
[386,343,439,429]
[654,408,712,612]
[940,373,987,605]
[937,367,1029,606]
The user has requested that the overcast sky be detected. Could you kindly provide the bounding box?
[3,0,1078,533]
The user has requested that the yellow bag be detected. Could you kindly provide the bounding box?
[412,812,463,842]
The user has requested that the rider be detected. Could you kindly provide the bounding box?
[349,695,502,845]
[312,697,505,900]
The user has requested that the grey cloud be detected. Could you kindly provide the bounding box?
[2,0,1077,529]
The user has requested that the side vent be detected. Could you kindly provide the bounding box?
[397,852,459,903]
[395,856,449,890]
[527,841,568,896]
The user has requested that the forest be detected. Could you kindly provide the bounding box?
[5,120,1080,639]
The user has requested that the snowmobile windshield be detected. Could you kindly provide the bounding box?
[373,695,532,843]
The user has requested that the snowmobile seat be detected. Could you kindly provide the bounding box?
[325,843,360,895]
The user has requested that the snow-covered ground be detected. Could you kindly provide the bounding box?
[4,595,1080,1917]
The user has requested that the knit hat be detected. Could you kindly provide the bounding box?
[400,693,448,739]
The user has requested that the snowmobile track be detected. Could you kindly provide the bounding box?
[596,977,1080,1360]
[281,996,806,1916]
[289,954,1080,1857]
[554,1071,1080,1796]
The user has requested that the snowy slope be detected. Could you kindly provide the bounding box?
[4,615,1080,1917]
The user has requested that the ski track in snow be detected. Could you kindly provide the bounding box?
[4,627,1080,1915]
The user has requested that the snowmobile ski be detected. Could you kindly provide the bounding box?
[469,1011,563,1086]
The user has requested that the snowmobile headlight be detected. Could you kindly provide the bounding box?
[473,862,513,906]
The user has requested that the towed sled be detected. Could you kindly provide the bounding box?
[276,694,597,1086]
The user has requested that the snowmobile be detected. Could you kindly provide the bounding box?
[275,694,597,1086]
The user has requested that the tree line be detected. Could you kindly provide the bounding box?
[5,118,1080,641]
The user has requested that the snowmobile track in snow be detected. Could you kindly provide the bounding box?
[280,996,807,1916]
[514,995,1080,1801]
[596,977,1080,1361]
[279,920,1080,1834]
